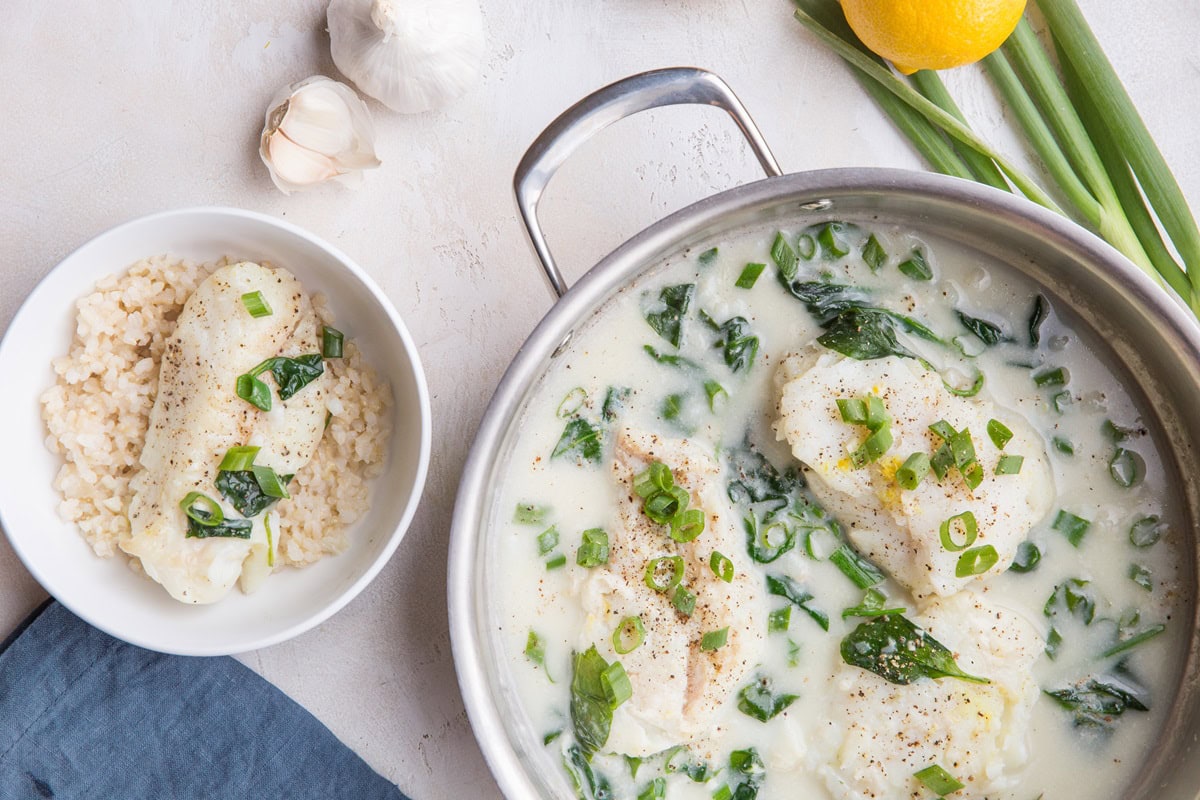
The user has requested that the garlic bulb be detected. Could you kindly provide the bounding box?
[327,0,485,114]
[258,76,381,194]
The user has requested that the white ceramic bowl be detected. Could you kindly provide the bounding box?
[0,207,431,656]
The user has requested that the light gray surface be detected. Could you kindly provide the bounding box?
[2,2,1198,797]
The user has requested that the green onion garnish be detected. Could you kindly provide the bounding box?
[929,420,957,441]
[770,232,799,281]
[842,588,906,619]
[634,462,673,499]
[645,555,684,592]
[545,553,566,570]
[536,526,559,556]
[179,491,223,526]
[939,510,978,552]
[700,628,729,651]
[735,262,766,289]
[241,291,272,318]
[613,616,645,655]
[524,630,547,669]
[600,661,633,709]
[218,445,260,472]
[556,387,586,419]
[930,443,954,480]
[251,464,290,499]
[996,454,1024,475]
[672,584,696,616]
[514,503,549,525]
[321,325,344,359]
[986,419,1014,449]
[712,786,732,800]
[1109,447,1146,487]
[914,764,964,796]
[576,528,609,567]
[709,551,734,583]
[836,397,868,425]
[864,394,887,429]
[1100,624,1166,659]
[1053,436,1075,456]
[669,508,705,543]
[862,234,886,271]
[236,373,273,412]
[1033,366,1069,387]
[955,544,999,577]
[829,543,885,589]
[1009,541,1041,573]
[1129,564,1153,592]
[643,490,681,524]
[1129,515,1165,548]
[850,425,893,468]
[1053,509,1091,547]
[895,452,930,490]
[265,514,275,567]
[768,606,792,633]
[898,248,932,280]
[698,247,719,265]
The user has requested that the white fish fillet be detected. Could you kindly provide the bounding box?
[775,349,1054,600]
[122,261,329,604]
[579,429,766,757]
[818,591,1042,800]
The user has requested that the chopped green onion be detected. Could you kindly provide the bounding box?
[1130,515,1166,547]
[645,555,685,592]
[1009,541,1041,573]
[829,543,885,589]
[962,461,984,491]
[236,373,272,412]
[939,511,978,552]
[949,429,977,469]
[556,387,587,419]
[1052,436,1075,456]
[251,464,290,500]
[850,424,893,468]
[643,489,683,524]
[895,452,930,490]
[842,588,905,619]
[836,397,868,425]
[264,514,275,567]
[1129,563,1153,592]
[786,638,802,667]
[709,551,734,583]
[768,606,792,633]
[996,454,1024,475]
[514,502,549,525]
[1109,448,1146,487]
[701,628,729,651]
[241,290,272,318]
[179,491,223,526]
[321,325,344,359]
[576,528,609,567]
[1053,509,1092,547]
[796,233,816,260]
[1033,366,1069,387]
[929,420,957,441]
[914,764,964,796]
[600,661,633,709]
[898,248,932,280]
[955,544,999,577]
[735,262,766,289]
[816,222,850,258]
[987,419,1014,449]
[712,785,732,800]
[634,462,673,499]
[864,394,887,429]
[930,443,955,480]
[670,508,705,543]
[862,234,886,271]
[545,553,567,570]
[536,526,559,556]
[524,630,548,671]
[1052,390,1073,414]
[770,232,799,281]
[698,247,719,265]
[218,445,260,472]
[613,616,645,655]
[672,584,697,616]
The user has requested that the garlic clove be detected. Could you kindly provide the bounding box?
[327,0,485,114]
[258,76,381,195]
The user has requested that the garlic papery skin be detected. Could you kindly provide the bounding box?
[258,76,382,194]
[327,0,485,114]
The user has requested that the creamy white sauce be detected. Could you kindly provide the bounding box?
[488,222,1186,799]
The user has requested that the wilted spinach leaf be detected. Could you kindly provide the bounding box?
[216,470,294,517]
[1028,294,1049,346]
[737,674,798,722]
[185,510,252,539]
[840,613,990,685]
[727,748,766,800]
[562,743,613,799]
[644,284,694,348]
[712,316,760,371]
[766,574,829,631]
[1046,670,1150,729]
[570,647,614,759]
[1044,578,1096,625]
[601,386,630,422]
[957,311,1010,346]
[553,418,603,463]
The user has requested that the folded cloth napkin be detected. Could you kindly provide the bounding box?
[0,601,412,800]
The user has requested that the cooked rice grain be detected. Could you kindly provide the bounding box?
[41,255,392,573]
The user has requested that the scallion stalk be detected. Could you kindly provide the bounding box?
[241,291,273,318]
[218,445,260,472]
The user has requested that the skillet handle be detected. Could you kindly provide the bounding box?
[514,67,784,299]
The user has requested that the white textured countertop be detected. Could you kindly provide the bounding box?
[2,2,1198,797]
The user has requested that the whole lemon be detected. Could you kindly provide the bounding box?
[841,0,1027,74]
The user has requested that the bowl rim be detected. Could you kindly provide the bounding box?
[448,166,1200,798]
[0,204,433,655]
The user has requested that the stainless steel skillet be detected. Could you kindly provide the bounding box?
[449,66,1200,799]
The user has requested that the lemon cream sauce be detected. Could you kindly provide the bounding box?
[489,222,1186,799]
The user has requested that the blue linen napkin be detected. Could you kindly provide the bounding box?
[0,601,412,800]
